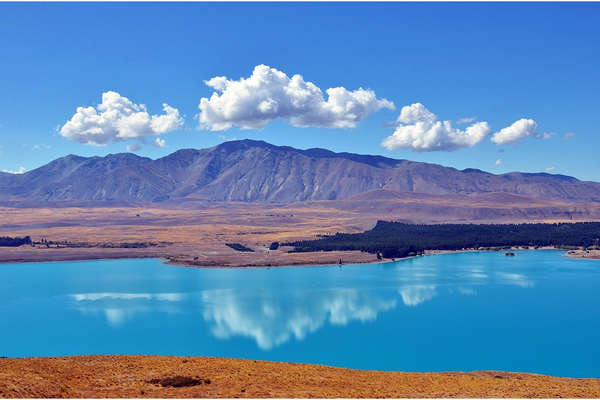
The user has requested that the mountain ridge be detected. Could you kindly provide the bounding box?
[1,139,599,203]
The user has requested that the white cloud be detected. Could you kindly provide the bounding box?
[491,118,538,145]
[495,159,503,166]
[154,138,166,148]
[564,132,576,139]
[381,103,491,152]
[535,132,556,140]
[60,91,183,146]
[457,116,476,124]
[2,166,27,174]
[545,166,556,172]
[197,64,394,131]
[126,143,141,152]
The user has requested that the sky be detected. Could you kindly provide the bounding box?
[0,2,599,181]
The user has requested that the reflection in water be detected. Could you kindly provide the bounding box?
[71,292,184,326]
[104,308,127,325]
[201,289,397,350]
[458,287,476,296]
[72,292,183,301]
[69,256,537,348]
[399,285,437,306]
[496,272,535,288]
[467,269,489,280]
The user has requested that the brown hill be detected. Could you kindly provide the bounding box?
[1,139,599,204]
[1,355,599,398]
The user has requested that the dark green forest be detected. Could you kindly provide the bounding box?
[225,242,255,252]
[286,221,600,258]
[0,236,32,247]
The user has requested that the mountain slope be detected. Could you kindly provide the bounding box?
[1,139,599,203]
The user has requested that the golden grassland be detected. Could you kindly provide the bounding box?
[1,199,599,266]
[0,203,381,266]
[1,356,599,398]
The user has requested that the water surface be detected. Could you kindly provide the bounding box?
[1,250,599,377]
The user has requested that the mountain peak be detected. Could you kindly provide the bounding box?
[215,139,274,152]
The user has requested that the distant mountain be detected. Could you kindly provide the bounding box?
[1,139,599,203]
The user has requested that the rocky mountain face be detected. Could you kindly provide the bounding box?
[1,139,599,203]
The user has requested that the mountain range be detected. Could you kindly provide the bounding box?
[1,139,599,204]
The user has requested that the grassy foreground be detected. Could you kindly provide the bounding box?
[1,356,599,398]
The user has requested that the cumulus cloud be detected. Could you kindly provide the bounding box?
[495,159,503,166]
[381,103,491,152]
[60,91,183,146]
[154,138,166,148]
[491,118,538,145]
[197,64,394,131]
[2,166,27,174]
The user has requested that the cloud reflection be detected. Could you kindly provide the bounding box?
[201,289,396,350]
[70,292,184,326]
[67,257,537,348]
[495,272,535,288]
[399,285,437,306]
[71,292,183,301]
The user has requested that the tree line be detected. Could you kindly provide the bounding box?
[285,221,600,258]
[0,236,32,247]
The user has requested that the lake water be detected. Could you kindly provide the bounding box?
[1,250,599,378]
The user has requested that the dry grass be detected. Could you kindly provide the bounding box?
[1,356,599,398]
[1,199,599,267]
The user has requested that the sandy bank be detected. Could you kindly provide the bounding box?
[565,249,600,260]
[1,356,599,398]
[0,245,381,268]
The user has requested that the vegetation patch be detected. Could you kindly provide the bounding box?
[0,236,32,247]
[286,221,600,259]
[148,376,210,387]
[225,242,254,252]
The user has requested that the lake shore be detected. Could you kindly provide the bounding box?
[0,245,382,268]
[3,203,599,269]
[0,245,588,269]
[1,355,599,398]
[564,249,600,260]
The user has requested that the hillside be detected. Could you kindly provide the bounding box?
[1,139,599,203]
[2,356,599,398]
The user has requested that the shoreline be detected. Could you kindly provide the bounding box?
[164,254,396,269]
[1,355,599,398]
[564,249,600,260]
[1,246,593,269]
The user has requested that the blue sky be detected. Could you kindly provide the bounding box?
[0,3,599,180]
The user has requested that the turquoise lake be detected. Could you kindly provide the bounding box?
[1,250,599,377]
